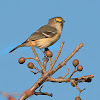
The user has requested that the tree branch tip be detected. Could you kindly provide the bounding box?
[50,93,53,97]
[90,75,94,78]
[34,92,53,97]
[62,41,64,44]
[80,43,83,47]
[83,88,86,91]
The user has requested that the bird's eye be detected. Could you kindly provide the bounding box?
[54,19,60,23]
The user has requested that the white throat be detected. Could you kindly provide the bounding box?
[50,23,62,34]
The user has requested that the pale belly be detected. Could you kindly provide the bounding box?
[32,33,61,48]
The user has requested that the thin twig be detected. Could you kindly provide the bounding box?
[39,85,43,92]
[74,75,94,81]
[46,74,94,83]
[25,57,37,61]
[30,70,39,74]
[34,92,53,97]
[49,58,52,71]
[46,77,70,83]
[43,57,48,71]
[63,68,70,78]
[69,68,77,78]
[51,41,64,68]
[27,39,46,73]
[30,66,43,75]
[19,72,53,100]
[78,88,85,97]
[70,80,85,97]
[19,43,85,100]
[52,43,83,74]
[34,67,42,74]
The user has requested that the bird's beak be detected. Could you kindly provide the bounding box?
[61,20,65,23]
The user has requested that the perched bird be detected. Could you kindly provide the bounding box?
[9,17,65,53]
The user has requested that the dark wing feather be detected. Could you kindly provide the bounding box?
[28,25,57,41]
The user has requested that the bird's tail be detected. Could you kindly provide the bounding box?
[9,45,23,53]
[9,40,29,53]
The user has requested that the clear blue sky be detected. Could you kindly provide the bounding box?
[0,0,99,100]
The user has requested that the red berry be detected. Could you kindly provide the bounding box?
[73,59,79,67]
[27,62,34,69]
[45,50,53,58]
[75,97,81,100]
[8,96,15,100]
[77,65,83,71]
[18,57,25,64]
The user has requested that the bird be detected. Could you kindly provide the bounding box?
[9,17,65,53]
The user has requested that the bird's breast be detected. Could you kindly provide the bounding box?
[32,31,61,49]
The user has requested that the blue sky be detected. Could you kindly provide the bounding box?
[0,0,99,100]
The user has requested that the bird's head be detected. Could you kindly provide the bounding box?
[48,17,65,27]
[48,17,65,24]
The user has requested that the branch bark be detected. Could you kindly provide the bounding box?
[28,39,46,73]
[52,43,83,74]
[19,43,84,100]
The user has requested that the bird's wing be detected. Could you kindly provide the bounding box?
[28,25,57,41]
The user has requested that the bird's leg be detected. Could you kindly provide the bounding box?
[40,48,45,54]
[45,48,49,52]
[44,48,49,58]
[40,48,49,55]
[44,48,49,60]
[39,48,47,58]
[39,48,49,60]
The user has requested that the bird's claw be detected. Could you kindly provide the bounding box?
[42,55,49,61]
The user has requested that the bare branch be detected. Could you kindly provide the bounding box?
[25,57,37,61]
[52,43,83,74]
[51,41,64,69]
[34,67,42,75]
[73,75,94,81]
[69,68,77,78]
[39,85,43,92]
[34,92,53,97]
[27,39,46,73]
[19,72,52,100]
[43,57,48,71]
[46,77,70,83]
[18,42,94,100]
[30,70,40,74]
[70,79,85,97]
[46,75,94,83]
[63,68,70,78]
[49,57,52,71]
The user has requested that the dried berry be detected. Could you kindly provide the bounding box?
[45,50,53,58]
[27,62,34,69]
[75,97,81,100]
[8,96,15,100]
[77,65,83,71]
[18,57,25,64]
[73,59,79,67]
